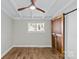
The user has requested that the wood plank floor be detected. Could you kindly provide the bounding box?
[2,47,64,59]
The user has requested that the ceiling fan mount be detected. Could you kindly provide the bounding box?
[17,0,45,13]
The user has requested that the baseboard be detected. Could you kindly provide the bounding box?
[1,46,13,58]
[13,45,52,48]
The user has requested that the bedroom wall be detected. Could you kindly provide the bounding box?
[65,10,77,59]
[12,20,52,47]
[64,1,77,59]
[1,11,13,56]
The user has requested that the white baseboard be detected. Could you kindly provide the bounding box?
[13,45,52,47]
[1,46,13,58]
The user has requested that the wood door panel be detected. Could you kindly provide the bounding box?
[53,19,62,34]
[52,35,55,48]
[56,36,63,53]
[51,14,64,54]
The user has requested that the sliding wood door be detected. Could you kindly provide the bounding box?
[51,14,64,54]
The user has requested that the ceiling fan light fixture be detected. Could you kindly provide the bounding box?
[30,5,36,10]
[18,0,45,13]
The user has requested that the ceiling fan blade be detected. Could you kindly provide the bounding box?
[31,0,36,5]
[18,7,28,11]
[18,4,32,11]
[36,7,45,13]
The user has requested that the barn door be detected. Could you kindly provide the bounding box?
[51,14,64,54]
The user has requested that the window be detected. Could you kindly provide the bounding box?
[28,23,45,32]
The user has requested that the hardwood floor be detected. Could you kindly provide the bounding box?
[2,47,64,59]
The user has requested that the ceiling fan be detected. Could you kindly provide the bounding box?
[17,0,45,13]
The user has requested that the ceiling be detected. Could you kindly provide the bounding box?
[1,0,76,20]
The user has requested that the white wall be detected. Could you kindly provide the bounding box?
[62,0,77,14]
[1,11,13,56]
[13,20,52,47]
[64,1,77,59]
[65,11,77,59]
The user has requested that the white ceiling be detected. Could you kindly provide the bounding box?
[1,0,76,20]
